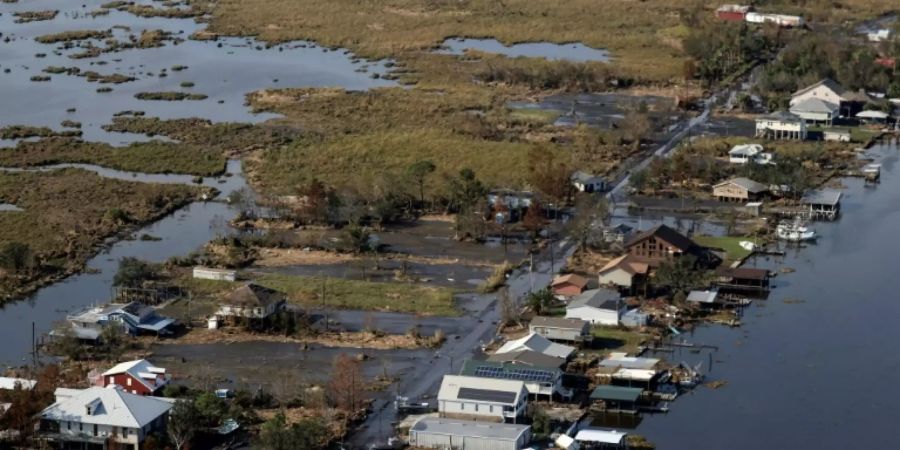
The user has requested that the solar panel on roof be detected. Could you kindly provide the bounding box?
[473,366,554,383]
[457,387,518,404]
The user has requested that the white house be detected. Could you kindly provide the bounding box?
[755,111,807,140]
[566,288,625,326]
[409,417,532,450]
[571,171,605,193]
[495,333,575,360]
[790,78,870,117]
[728,144,773,165]
[437,375,528,423]
[37,386,173,450]
[789,97,839,125]
[216,283,285,320]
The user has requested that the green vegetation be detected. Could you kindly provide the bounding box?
[0,126,79,140]
[509,108,561,125]
[590,326,648,354]
[0,138,226,176]
[693,235,755,262]
[135,91,208,101]
[35,29,111,43]
[256,273,459,316]
[12,10,58,23]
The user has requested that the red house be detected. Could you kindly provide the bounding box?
[100,359,170,396]
[551,274,589,297]
[716,4,751,21]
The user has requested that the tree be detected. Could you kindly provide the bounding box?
[528,148,570,206]
[522,199,546,239]
[0,242,33,275]
[654,255,708,295]
[526,288,554,315]
[113,257,158,287]
[99,324,127,361]
[406,160,436,207]
[621,109,651,151]
[342,224,372,253]
[498,287,520,327]
[255,413,329,450]
[328,354,364,412]
[167,399,201,450]
[566,195,609,251]
[446,168,487,214]
[194,391,228,426]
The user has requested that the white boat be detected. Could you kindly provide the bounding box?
[776,220,817,242]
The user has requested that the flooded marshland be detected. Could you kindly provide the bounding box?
[0,0,395,145]
[436,38,610,62]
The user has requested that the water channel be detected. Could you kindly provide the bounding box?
[633,139,900,449]
[436,38,610,62]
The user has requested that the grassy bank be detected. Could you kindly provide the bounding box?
[0,138,227,176]
[693,235,755,263]
[256,273,460,316]
[0,169,201,299]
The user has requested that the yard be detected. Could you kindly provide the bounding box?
[589,326,649,355]
[693,235,755,263]
[256,273,460,316]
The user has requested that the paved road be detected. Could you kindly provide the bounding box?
[347,238,575,449]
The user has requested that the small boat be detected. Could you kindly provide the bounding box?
[776,220,817,242]
[739,240,756,251]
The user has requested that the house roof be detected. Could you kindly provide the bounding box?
[571,171,604,184]
[530,316,588,332]
[459,359,560,383]
[789,97,839,114]
[686,289,719,304]
[411,417,531,441]
[719,267,769,281]
[486,350,567,369]
[856,110,889,119]
[589,385,644,402]
[599,254,649,276]
[624,224,696,253]
[802,189,842,206]
[495,333,575,359]
[551,274,589,290]
[40,387,173,428]
[102,359,167,392]
[575,428,627,444]
[0,377,36,390]
[437,375,525,406]
[792,78,847,98]
[728,143,763,156]
[758,110,803,123]
[714,177,769,194]
[598,353,660,370]
[223,283,284,308]
[569,288,621,310]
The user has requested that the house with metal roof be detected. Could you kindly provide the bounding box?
[597,353,665,388]
[789,97,839,125]
[571,171,606,193]
[37,386,173,450]
[590,385,645,413]
[566,288,623,326]
[495,333,575,360]
[486,350,567,369]
[100,360,170,396]
[713,177,769,202]
[437,375,528,423]
[802,189,842,220]
[529,316,591,343]
[755,111,807,140]
[728,144,765,164]
[409,416,532,450]
[459,359,568,399]
[216,283,286,320]
[790,78,871,117]
[52,302,176,342]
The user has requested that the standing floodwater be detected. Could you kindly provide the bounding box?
[0,0,395,144]
[635,139,900,449]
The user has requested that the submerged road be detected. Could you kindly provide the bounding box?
[348,238,575,449]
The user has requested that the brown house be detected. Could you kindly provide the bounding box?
[713,177,768,202]
[624,225,713,267]
[551,274,589,297]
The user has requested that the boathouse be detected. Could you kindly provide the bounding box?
[715,267,770,291]
[573,428,628,449]
[801,189,841,220]
[686,289,720,306]
[590,385,644,414]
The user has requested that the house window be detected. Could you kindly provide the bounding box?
[108,376,113,385]
[67,421,71,430]
[93,424,98,436]
[127,378,132,387]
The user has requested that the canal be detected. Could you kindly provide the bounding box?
[637,139,900,449]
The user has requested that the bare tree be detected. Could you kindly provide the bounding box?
[497,287,520,327]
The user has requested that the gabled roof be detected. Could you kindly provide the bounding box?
[599,353,660,370]
[486,349,567,369]
[758,110,803,123]
[792,78,847,98]
[102,359,167,392]
[686,289,719,304]
[530,316,588,332]
[40,387,173,428]
[551,273,588,289]
[459,359,561,381]
[624,224,696,253]
[789,97,839,114]
[569,288,621,310]
[599,254,649,276]
[802,189,842,206]
[575,428,627,444]
[495,333,575,359]
[223,283,284,308]
[714,177,769,194]
[437,375,525,406]
[728,143,763,157]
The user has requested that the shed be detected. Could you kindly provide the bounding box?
[409,417,532,450]
[589,385,644,413]
[716,267,770,291]
[192,266,236,282]
[550,274,589,297]
[801,189,842,220]
[715,4,750,21]
[823,129,851,142]
[574,428,628,448]
[713,177,769,202]
[529,316,591,343]
[686,289,719,305]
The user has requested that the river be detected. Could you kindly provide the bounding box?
[635,138,900,449]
